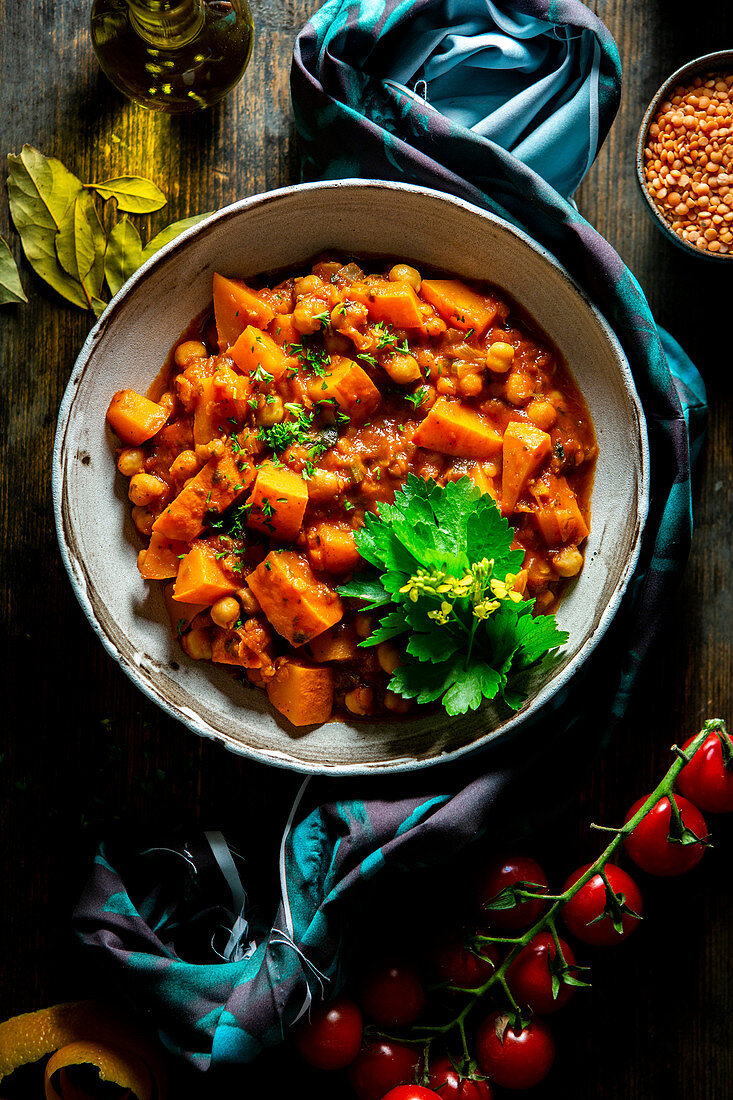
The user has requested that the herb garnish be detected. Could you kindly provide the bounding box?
[338,475,567,715]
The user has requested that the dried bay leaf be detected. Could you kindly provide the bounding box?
[104,216,143,297]
[0,235,27,305]
[141,213,212,262]
[81,190,107,301]
[56,197,96,282]
[91,176,167,214]
[55,191,107,308]
[7,145,88,309]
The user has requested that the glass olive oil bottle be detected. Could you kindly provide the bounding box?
[91,0,254,112]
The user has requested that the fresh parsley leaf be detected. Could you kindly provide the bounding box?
[338,572,393,609]
[346,475,568,716]
[362,610,410,647]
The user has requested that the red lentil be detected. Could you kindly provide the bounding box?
[644,72,733,254]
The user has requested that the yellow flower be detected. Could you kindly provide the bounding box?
[427,600,453,625]
[489,572,522,603]
[473,598,501,620]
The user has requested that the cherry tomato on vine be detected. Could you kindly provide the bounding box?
[475,854,549,932]
[678,729,733,814]
[561,864,642,946]
[360,963,425,1027]
[428,1055,494,1099]
[476,1012,555,1090]
[623,795,708,876]
[348,1039,420,1100]
[433,936,498,988]
[293,996,362,1070]
[506,931,579,1014]
[381,1088,442,1100]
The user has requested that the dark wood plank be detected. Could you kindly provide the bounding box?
[1,1,731,1097]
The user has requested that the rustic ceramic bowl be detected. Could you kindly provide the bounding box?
[636,49,733,260]
[53,181,649,775]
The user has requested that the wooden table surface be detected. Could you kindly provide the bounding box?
[2,1,732,1096]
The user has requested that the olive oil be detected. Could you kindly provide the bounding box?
[90,0,254,112]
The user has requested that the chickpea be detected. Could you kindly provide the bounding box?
[344,686,374,715]
[174,340,207,369]
[211,595,240,630]
[195,438,226,463]
[293,296,328,334]
[486,341,515,373]
[169,449,200,481]
[117,448,145,477]
[526,398,557,430]
[377,642,401,675]
[239,587,260,614]
[256,396,284,427]
[553,546,584,577]
[534,590,555,611]
[331,300,368,333]
[294,274,324,300]
[436,376,457,396]
[383,352,421,385]
[458,372,483,397]
[353,613,373,639]
[129,472,166,507]
[158,390,176,418]
[388,263,421,291]
[307,468,346,501]
[182,627,212,661]
[324,331,352,356]
[384,691,412,713]
[132,505,155,537]
[505,370,534,407]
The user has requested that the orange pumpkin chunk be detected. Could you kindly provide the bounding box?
[137,532,187,580]
[173,543,237,605]
[229,325,288,380]
[306,521,362,574]
[349,282,425,329]
[420,279,499,335]
[413,397,503,459]
[213,273,276,349]
[501,421,552,514]
[246,550,343,646]
[107,390,168,445]
[266,658,334,726]
[532,473,590,546]
[315,356,381,422]
[247,464,309,541]
[153,448,253,541]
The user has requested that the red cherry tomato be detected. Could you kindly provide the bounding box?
[561,864,642,946]
[475,854,549,932]
[433,936,498,988]
[428,1055,494,1099]
[623,794,707,876]
[678,729,733,814]
[360,963,425,1027]
[381,1089,442,1100]
[293,996,362,1070]
[348,1039,420,1100]
[476,1012,555,1090]
[506,931,578,1014]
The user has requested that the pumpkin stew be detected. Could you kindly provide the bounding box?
[106,257,597,726]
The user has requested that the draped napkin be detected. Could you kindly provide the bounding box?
[74,0,707,1068]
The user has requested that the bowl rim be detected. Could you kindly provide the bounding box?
[635,49,733,261]
[53,178,651,776]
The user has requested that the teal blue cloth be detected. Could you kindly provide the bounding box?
[75,0,708,1070]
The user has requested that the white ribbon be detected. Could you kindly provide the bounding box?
[273,777,330,1024]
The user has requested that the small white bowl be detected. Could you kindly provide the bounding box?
[53,181,649,775]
